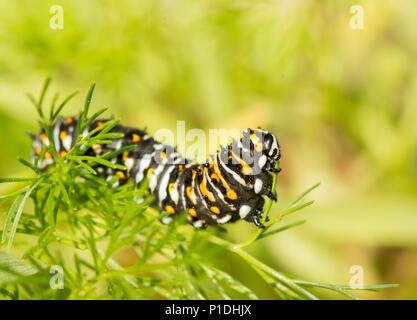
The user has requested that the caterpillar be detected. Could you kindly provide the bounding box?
[30,116,281,229]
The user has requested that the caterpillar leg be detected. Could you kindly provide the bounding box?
[192,219,208,229]
[253,172,278,202]
[242,198,268,228]
[253,215,266,228]
[186,215,208,229]
[263,160,281,173]
[266,191,277,201]
[161,215,175,225]
[253,208,270,228]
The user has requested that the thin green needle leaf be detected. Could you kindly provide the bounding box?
[17,157,40,174]
[95,133,124,139]
[69,156,125,170]
[84,107,108,128]
[81,83,96,128]
[0,250,39,285]
[265,201,314,227]
[52,91,79,121]
[101,144,136,160]
[0,178,36,183]
[86,139,113,146]
[73,159,98,175]
[259,220,306,240]
[0,188,28,203]
[1,193,25,243]
[37,77,52,112]
[49,92,60,120]
[294,280,399,293]
[95,119,120,136]
[8,181,40,249]
[56,179,71,205]
[79,119,120,144]
[254,266,302,300]
[203,265,258,300]
[46,185,57,233]
[286,182,320,210]
[25,92,38,108]
[77,109,84,138]
[200,264,231,299]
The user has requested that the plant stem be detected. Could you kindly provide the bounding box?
[205,233,319,300]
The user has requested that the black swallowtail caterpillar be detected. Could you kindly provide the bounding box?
[30,117,281,229]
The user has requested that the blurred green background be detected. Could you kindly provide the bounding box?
[1,0,417,299]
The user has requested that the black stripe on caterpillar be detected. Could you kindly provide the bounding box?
[30,116,281,229]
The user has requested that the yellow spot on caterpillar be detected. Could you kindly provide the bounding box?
[35,147,41,155]
[212,156,244,198]
[45,152,52,159]
[186,186,193,196]
[40,133,47,141]
[60,130,67,140]
[210,206,220,214]
[242,166,252,175]
[210,173,219,183]
[186,186,197,204]
[147,168,154,177]
[132,133,141,143]
[122,151,129,160]
[168,183,174,192]
[203,188,215,202]
[200,168,215,202]
[66,117,73,124]
[188,208,197,217]
[116,171,126,179]
[212,161,231,190]
[227,189,238,200]
[178,165,184,172]
[60,151,67,157]
[161,152,166,158]
[231,150,252,175]
[97,121,104,127]
[255,143,263,152]
[165,205,175,214]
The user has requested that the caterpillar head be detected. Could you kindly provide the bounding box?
[248,128,280,161]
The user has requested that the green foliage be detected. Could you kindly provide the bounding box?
[0,82,398,299]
